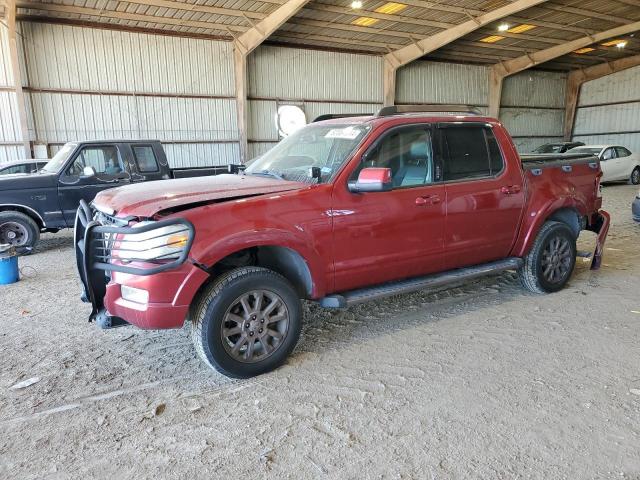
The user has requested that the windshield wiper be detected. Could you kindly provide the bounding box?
[248,170,285,180]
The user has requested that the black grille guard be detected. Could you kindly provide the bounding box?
[75,199,195,321]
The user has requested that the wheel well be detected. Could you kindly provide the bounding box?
[547,208,584,238]
[0,206,44,230]
[208,246,314,298]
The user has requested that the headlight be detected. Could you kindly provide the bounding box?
[113,221,192,262]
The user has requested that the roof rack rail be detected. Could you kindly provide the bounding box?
[312,113,373,122]
[376,104,482,117]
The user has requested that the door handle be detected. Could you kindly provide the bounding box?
[415,194,441,206]
[500,185,521,195]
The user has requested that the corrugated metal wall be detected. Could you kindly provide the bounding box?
[247,45,382,159]
[19,22,238,166]
[573,65,640,152]
[397,61,488,105]
[0,25,24,163]
[500,70,566,152]
[396,63,566,152]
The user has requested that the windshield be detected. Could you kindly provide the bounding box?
[244,123,370,183]
[568,147,602,155]
[41,143,76,173]
[534,144,564,153]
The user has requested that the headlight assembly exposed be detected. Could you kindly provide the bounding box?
[113,222,192,262]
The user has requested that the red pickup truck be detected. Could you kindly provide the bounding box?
[76,105,610,378]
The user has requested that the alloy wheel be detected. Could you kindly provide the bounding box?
[541,235,572,284]
[220,290,290,363]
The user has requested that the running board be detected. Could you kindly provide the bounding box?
[319,257,523,308]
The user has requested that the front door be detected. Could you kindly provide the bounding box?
[58,144,131,225]
[332,124,446,292]
[438,123,526,270]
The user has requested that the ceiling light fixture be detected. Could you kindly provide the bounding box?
[508,24,536,33]
[480,35,505,43]
[601,39,625,47]
[498,23,509,32]
[352,16,378,26]
[375,2,407,14]
[351,0,363,9]
[616,40,628,48]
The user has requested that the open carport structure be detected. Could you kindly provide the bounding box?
[1,1,640,479]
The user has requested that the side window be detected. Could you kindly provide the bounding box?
[354,126,434,188]
[615,147,631,158]
[2,165,26,174]
[133,146,160,173]
[66,146,122,177]
[441,126,502,181]
[602,148,616,160]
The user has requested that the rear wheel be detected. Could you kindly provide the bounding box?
[0,211,40,250]
[630,166,640,185]
[519,221,576,294]
[191,266,302,378]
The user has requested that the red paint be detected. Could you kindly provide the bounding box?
[92,115,608,329]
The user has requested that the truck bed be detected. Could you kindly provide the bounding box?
[520,153,598,171]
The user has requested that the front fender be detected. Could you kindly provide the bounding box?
[193,228,329,298]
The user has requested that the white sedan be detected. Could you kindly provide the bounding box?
[569,145,640,184]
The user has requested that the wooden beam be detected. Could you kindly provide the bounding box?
[488,21,640,118]
[5,0,30,156]
[381,0,548,106]
[233,0,312,162]
[383,0,548,70]
[16,2,248,32]
[564,54,640,140]
[493,21,640,77]
[488,67,503,119]
[234,0,312,56]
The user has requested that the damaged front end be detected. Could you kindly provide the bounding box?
[75,199,195,327]
[586,210,611,270]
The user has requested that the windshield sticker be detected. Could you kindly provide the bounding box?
[325,127,361,140]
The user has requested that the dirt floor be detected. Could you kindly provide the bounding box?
[1,184,639,479]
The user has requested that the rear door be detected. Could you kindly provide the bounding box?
[438,123,526,270]
[600,147,619,181]
[58,144,131,225]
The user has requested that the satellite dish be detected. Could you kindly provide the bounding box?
[276,105,306,137]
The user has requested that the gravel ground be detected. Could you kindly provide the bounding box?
[1,184,639,479]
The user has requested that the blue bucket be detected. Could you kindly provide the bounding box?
[0,245,19,285]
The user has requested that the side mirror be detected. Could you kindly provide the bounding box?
[81,166,96,178]
[348,167,392,193]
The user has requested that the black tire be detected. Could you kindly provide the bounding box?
[630,167,640,185]
[0,211,40,250]
[518,221,576,294]
[191,266,303,378]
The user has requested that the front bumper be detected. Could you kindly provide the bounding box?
[633,196,640,222]
[75,200,207,329]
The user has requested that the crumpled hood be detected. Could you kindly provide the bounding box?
[94,174,307,218]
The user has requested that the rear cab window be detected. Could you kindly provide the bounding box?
[132,145,160,173]
[439,124,504,181]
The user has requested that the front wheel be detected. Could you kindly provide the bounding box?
[630,167,640,185]
[519,221,576,294]
[191,266,302,378]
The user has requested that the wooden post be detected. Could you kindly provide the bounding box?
[234,47,249,163]
[488,67,504,119]
[563,72,582,141]
[6,0,30,157]
[383,60,396,107]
